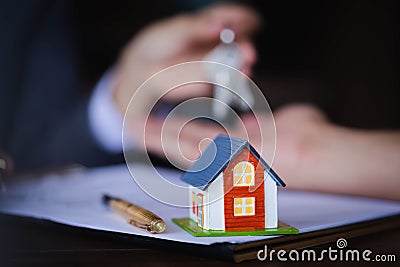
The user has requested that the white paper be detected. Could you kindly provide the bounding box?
[0,164,399,245]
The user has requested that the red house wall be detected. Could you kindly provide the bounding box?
[223,148,265,231]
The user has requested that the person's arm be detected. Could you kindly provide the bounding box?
[2,0,124,171]
[9,3,259,171]
[291,123,400,200]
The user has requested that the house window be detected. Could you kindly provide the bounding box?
[233,161,254,186]
[234,197,255,216]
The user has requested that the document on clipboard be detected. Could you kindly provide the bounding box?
[0,164,399,262]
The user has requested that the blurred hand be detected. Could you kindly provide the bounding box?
[242,104,329,178]
[243,104,400,200]
[113,3,260,113]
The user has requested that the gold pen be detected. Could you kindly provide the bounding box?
[103,194,166,234]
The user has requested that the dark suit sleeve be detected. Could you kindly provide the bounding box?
[1,0,123,171]
[25,99,124,170]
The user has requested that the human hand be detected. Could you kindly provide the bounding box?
[241,104,331,189]
[243,104,400,200]
[113,3,260,114]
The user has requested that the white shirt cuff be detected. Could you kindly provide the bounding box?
[88,68,123,154]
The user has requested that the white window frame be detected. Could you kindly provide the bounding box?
[233,197,255,216]
[233,161,255,186]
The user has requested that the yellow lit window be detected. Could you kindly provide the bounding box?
[234,197,255,216]
[233,161,254,186]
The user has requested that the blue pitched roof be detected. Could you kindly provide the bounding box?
[181,134,285,190]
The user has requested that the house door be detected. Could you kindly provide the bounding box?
[196,194,204,228]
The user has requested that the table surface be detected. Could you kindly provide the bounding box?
[1,213,399,267]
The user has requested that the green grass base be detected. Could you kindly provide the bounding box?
[172,218,298,237]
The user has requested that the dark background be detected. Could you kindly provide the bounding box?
[72,0,399,129]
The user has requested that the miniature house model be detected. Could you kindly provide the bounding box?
[181,135,286,232]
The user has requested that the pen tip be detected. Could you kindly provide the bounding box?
[102,194,112,205]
